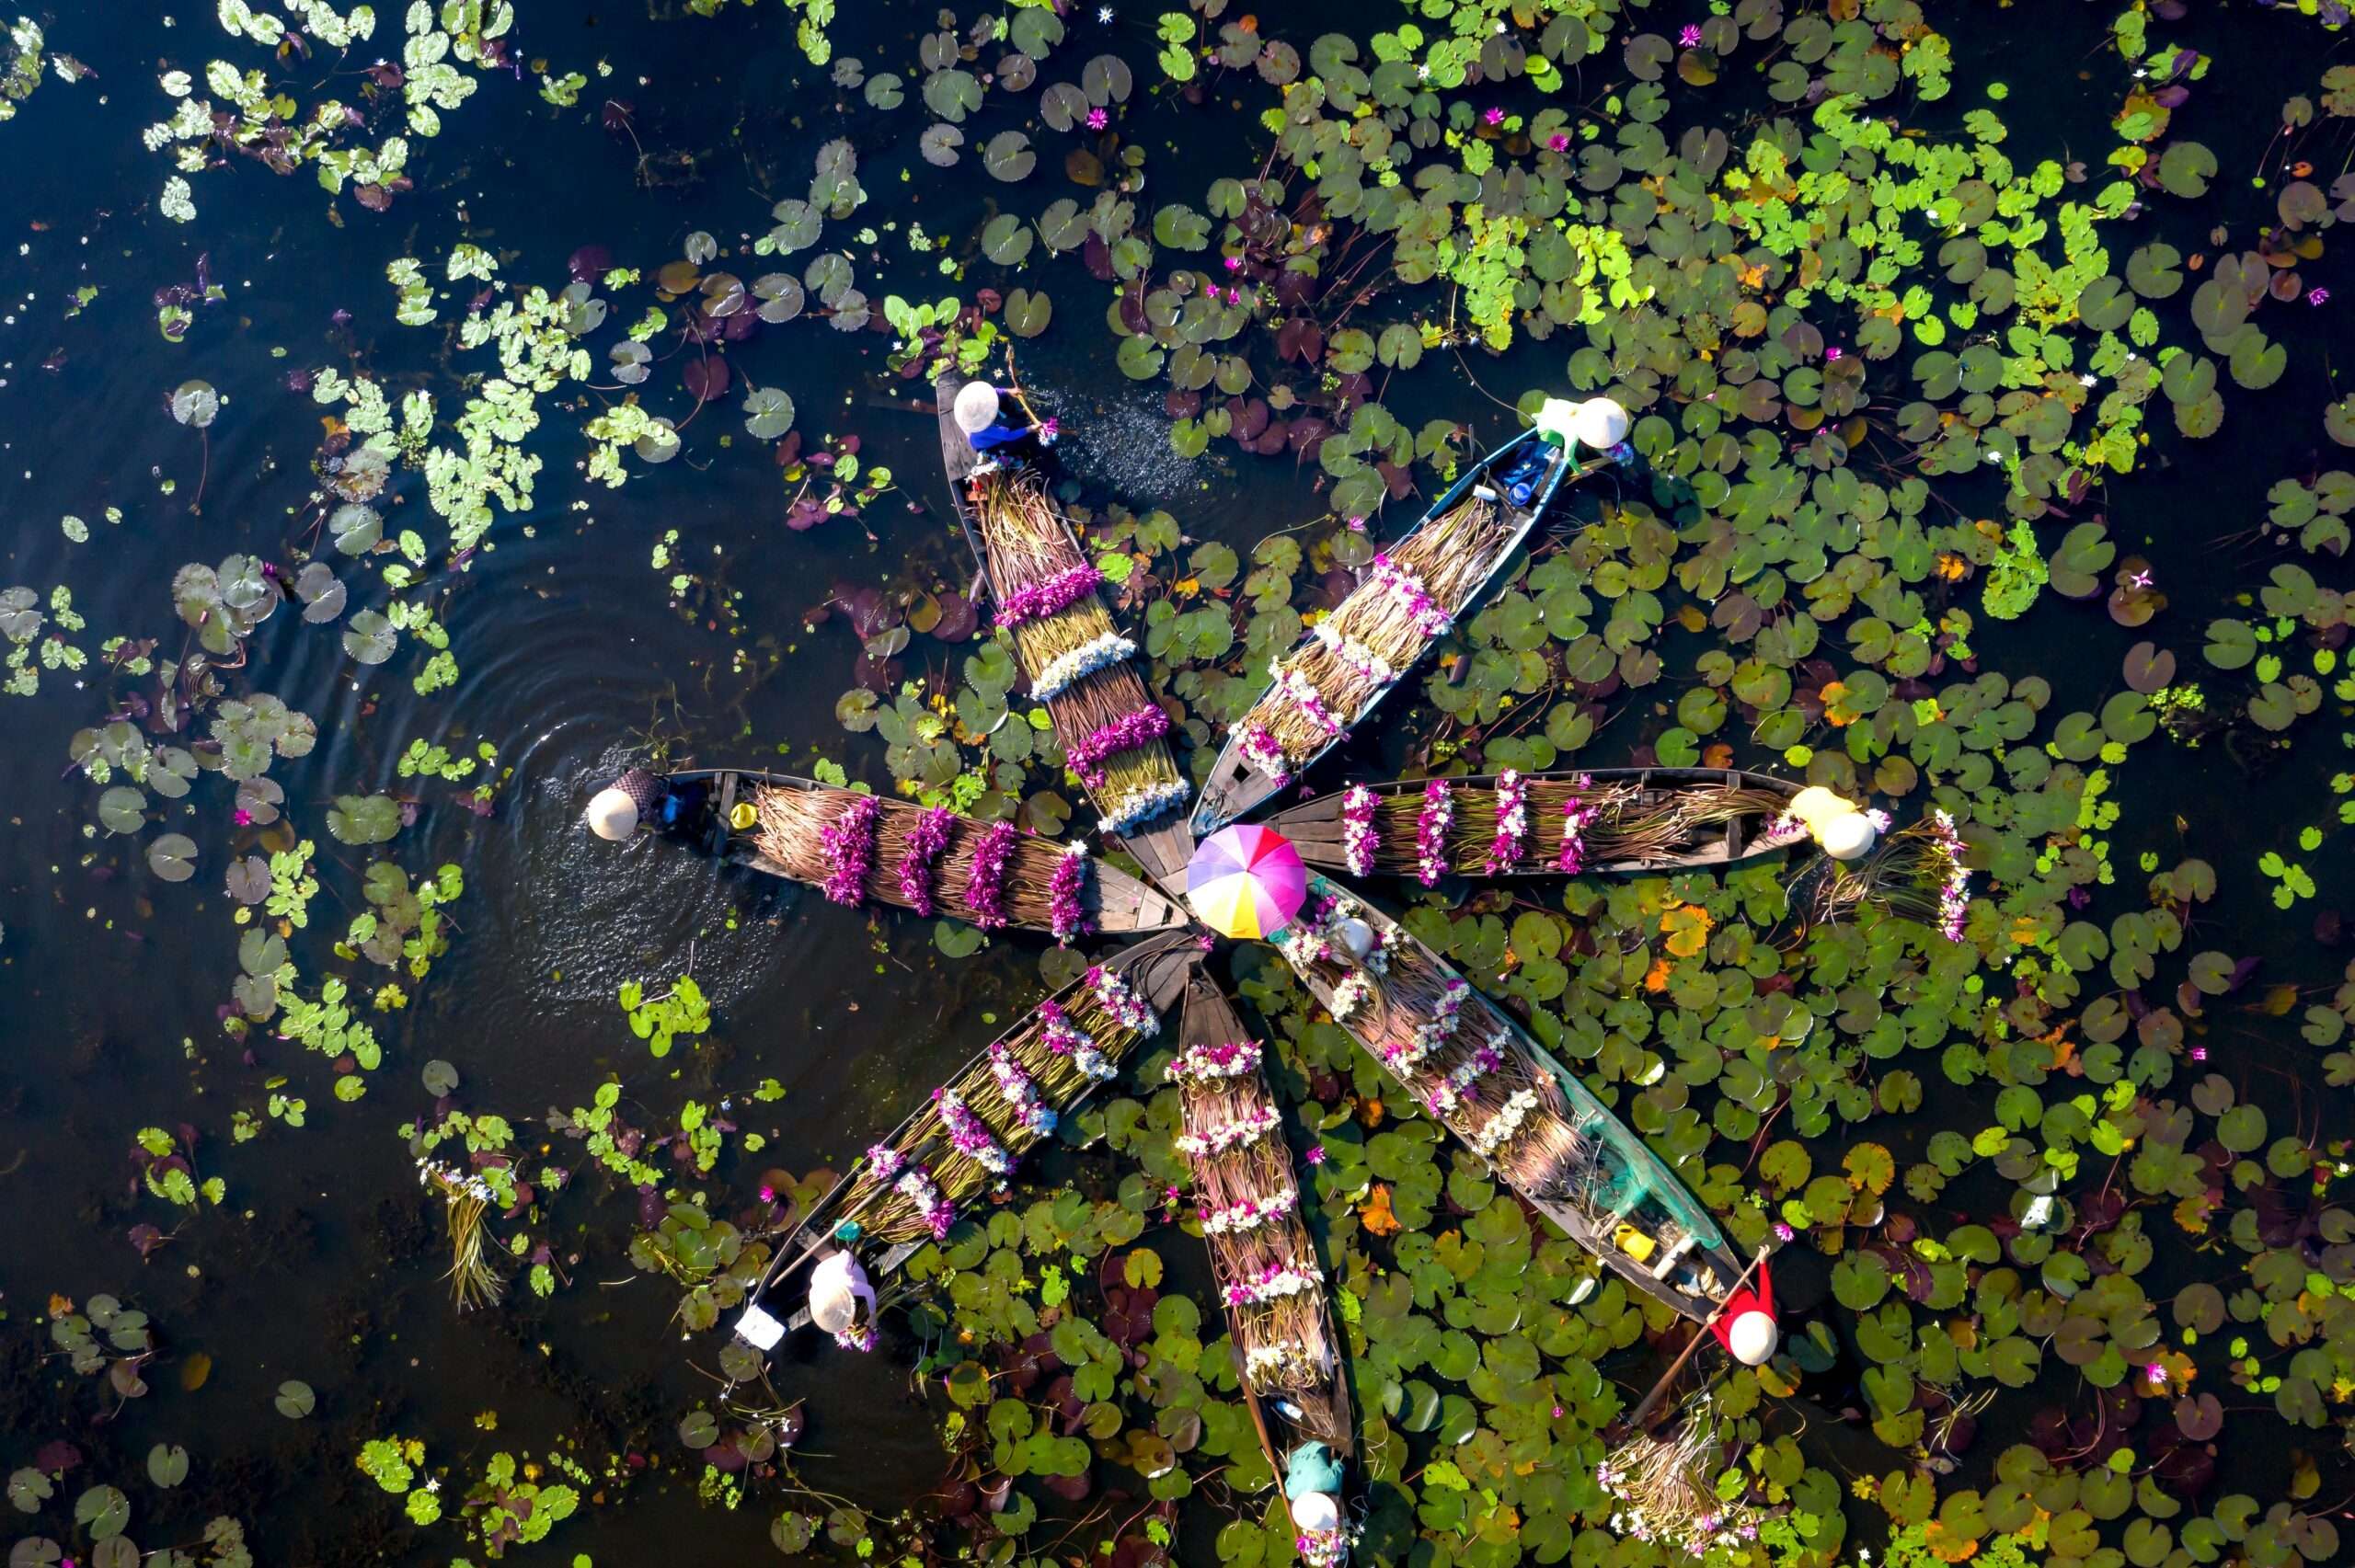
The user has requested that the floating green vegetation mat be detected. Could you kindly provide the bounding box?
[8,1,2355,1567]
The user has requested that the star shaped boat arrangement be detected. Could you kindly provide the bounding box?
[580,371,1974,1563]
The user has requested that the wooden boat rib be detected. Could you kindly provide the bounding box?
[936,372,1195,891]
[729,931,1199,1351]
[658,769,1188,935]
[1271,876,1742,1323]
[1263,768,1807,879]
[1191,430,1621,837]
[1168,978,1356,1562]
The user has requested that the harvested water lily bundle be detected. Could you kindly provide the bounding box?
[750,783,1095,938]
[1591,1417,1764,1558]
[840,960,1172,1243]
[1786,808,1975,940]
[1272,891,1571,1179]
[419,1158,506,1313]
[970,469,1189,835]
[1168,979,1355,1567]
[1232,493,1516,783]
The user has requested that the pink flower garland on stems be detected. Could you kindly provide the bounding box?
[1341,784,1379,876]
[964,820,1017,929]
[1557,773,1599,875]
[1046,841,1092,943]
[1486,769,1528,875]
[934,1088,1013,1178]
[1064,704,1172,788]
[1237,723,1291,786]
[821,794,880,906]
[1415,778,1453,887]
[1370,554,1452,636]
[899,806,955,915]
[996,564,1103,628]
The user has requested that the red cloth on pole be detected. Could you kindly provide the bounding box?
[1708,1254,1775,1352]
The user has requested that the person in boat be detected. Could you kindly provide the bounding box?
[584,768,716,841]
[1283,1441,1350,1562]
[952,381,1057,470]
[807,1248,879,1352]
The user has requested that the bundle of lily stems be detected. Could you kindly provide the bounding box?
[1591,1408,1765,1556]
[1236,493,1520,777]
[836,961,1165,1244]
[1362,776,1798,876]
[1781,812,1973,941]
[1166,1031,1344,1430]
[1272,894,1591,1201]
[750,783,1083,930]
[971,471,1189,834]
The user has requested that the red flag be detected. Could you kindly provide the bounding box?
[1708,1253,1775,1352]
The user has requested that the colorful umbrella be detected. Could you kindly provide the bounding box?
[1186,824,1306,940]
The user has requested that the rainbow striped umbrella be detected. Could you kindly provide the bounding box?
[1186,824,1306,940]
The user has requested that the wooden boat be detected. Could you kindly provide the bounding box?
[726,930,1199,1356]
[1262,768,1806,879]
[656,768,1188,935]
[1271,876,1742,1323]
[1191,428,1620,836]
[936,372,1196,892]
[1166,978,1356,1563]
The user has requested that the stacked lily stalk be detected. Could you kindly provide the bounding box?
[1590,1417,1765,1556]
[750,784,1092,938]
[1350,773,1795,878]
[971,470,1189,835]
[1232,493,1518,785]
[1272,892,1588,1199]
[1797,807,1975,937]
[838,964,1166,1243]
[1166,1037,1336,1400]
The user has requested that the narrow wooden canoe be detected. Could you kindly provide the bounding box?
[1274,876,1743,1323]
[658,768,1189,935]
[1262,768,1806,879]
[935,372,1195,893]
[1190,429,1620,837]
[727,930,1200,1356]
[1168,978,1356,1560]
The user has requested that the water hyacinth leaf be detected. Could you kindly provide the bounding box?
[983,131,1036,182]
[273,1380,316,1418]
[329,503,382,555]
[98,785,146,834]
[743,386,796,441]
[327,795,401,845]
[146,834,199,883]
[343,611,396,665]
[169,381,218,428]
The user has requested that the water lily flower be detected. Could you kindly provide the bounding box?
[1097,5,1114,19]
[1825,345,1843,361]
[1482,107,1504,126]
[2127,567,2154,590]
[1679,24,1703,46]
[1223,254,1242,271]
[1086,106,1109,131]
[2144,1362,2166,1386]
[234,807,253,826]
[2190,1046,2207,1061]
[1773,1221,1796,1242]
[757,1185,775,1203]
[1305,1144,1326,1165]
[2311,287,2331,305]
[1547,132,1568,151]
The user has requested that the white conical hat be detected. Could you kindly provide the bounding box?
[808,1250,875,1335]
[1817,810,1878,862]
[1728,1310,1779,1367]
[953,382,1002,434]
[1568,396,1630,449]
[1334,917,1376,960]
[1292,1492,1342,1533]
[586,786,639,841]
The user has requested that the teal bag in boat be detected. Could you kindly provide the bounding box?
[1284,1442,1344,1501]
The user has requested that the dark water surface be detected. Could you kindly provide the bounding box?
[1,2,2350,1564]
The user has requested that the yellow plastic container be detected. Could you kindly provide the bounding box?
[1614,1225,1656,1264]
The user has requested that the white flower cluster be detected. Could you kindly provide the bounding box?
[1340,784,1380,877]
[1310,619,1396,686]
[1225,1263,1317,1305]
[1089,966,1161,1036]
[1032,631,1139,701]
[1201,1189,1296,1235]
[1175,1104,1281,1156]
[417,1157,494,1205]
[1387,978,1469,1072]
[1166,1040,1262,1080]
[1472,1088,1543,1157]
[1098,776,1190,835]
[1330,972,1373,1021]
[1244,1338,1315,1379]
